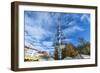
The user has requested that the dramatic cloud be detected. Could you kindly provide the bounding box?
[24,11,90,53]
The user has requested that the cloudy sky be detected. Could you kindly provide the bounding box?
[24,11,90,54]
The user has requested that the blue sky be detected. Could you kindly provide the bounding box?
[24,11,90,54]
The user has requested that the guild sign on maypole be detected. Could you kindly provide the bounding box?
[54,15,65,60]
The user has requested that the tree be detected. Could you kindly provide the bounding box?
[62,43,78,59]
[54,48,59,60]
[78,38,90,55]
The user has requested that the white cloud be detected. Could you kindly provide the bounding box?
[72,26,84,31]
[25,12,55,42]
[25,24,52,41]
[42,41,53,47]
[81,14,90,24]
[63,38,72,42]
[67,21,76,26]
[25,40,34,48]
[63,25,84,35]
[25,40,46,51]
